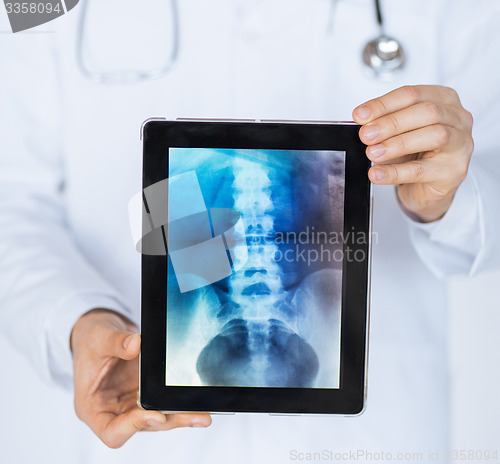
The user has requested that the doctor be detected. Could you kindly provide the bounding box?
[0,0,499,460]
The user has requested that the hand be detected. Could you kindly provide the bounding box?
[70,309,212,448]
[353,85,474,222]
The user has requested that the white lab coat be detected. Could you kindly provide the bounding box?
[0,0,499,462]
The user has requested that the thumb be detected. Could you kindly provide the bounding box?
[118,332,141,360]
[97,322,141,361]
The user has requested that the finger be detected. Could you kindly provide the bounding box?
[369,159,439,185]
[94,321,141,361]
[359,102,468,146]
[353,85,461,124]
[365,125,466,162]
[95,410,212,448]
[94,408,168,448]
[369,155,469,187]
[144,413,212,431]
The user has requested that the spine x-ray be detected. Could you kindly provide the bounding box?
[166,148,345,389]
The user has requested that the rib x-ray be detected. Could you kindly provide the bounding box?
[166,148,345,389]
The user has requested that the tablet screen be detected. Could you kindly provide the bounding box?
[165,148,346,389]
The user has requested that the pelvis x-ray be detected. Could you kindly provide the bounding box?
[166,148,345,389]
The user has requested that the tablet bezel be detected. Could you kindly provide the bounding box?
[140,120,371,415]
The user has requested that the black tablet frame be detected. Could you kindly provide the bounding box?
[140,120,371,415]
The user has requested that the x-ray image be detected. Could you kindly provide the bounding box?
[166,148,345,389]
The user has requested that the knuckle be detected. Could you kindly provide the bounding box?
[413,162,425,180]
[462,109,474,129]
[454,159,470,182]
[398,135,408,154]
[103,437,122,450]
[388,114,400,132]
[391,164,400,184]
[465,135,475,154]
[110,330,130,357]
[435,125,450,146]
[424,101,442,121]
[131,418,147,432]
[402,85,420,103]
[101,430,124,449]
[444,86,459,100]
[375,97,388,115]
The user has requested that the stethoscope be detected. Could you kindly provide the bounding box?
[77,0,405,85]
[76,0,179,84]
[362,0,405,79]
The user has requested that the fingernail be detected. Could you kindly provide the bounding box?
[147,418,165,427]
[368,144,385,159]
[355,106,371,122]
[191,423,208,428]
[372,169,386,182]
[123,334,135,350]
[361,125,379,141]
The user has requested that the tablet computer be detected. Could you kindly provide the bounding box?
[139,119,372,415]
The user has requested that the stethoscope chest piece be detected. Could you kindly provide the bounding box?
[363,0,406,80]
[363,34,406,79]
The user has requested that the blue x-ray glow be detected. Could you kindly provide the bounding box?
[166,148,345,389]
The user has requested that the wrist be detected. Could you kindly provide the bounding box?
[396,187,454,223]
